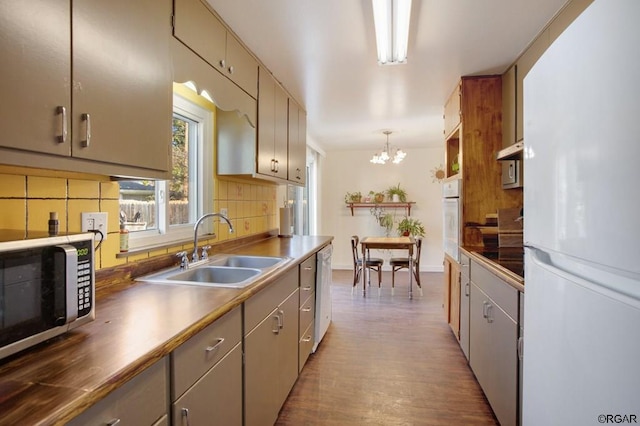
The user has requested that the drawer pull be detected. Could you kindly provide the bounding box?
[205,337,225,353]
[272,315,280,334]
[106,419,121,426]
[302,286,312,291]
[304,266,313,271]
[302,307,312,312]
[302,335,312,342]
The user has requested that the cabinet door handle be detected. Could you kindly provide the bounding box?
[464,282,470,297]
[106,419,121,426]
[219,59,226,69]
[517,336,524,360]
[302,306,312,312]
[181,408,191,426]
[302,335,312,342]
[486,304,494,323]
[228,65,234,75]
[56,106,67,143]
[205,337,225,353]
[272,315,280,334]
[81,113,91,147]
[274,160,279,173]
[278,309,285,329]
[271,159,276,172]
[482,301,488,318]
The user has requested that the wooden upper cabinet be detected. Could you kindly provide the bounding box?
[0,0,71,157]
[502,65,517,148]
[72,0,172,172]
[287,100,307,186]
[444,82,461,139]
[173,0,257,98]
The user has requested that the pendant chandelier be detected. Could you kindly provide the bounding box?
[370,130,406,164]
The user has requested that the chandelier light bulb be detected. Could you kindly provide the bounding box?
[370,131,406,165]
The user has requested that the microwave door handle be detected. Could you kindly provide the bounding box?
[56,244,78,323]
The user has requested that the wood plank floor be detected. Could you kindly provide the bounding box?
[276,269,498,425]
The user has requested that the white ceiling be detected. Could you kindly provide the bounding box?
[205,0,569,151]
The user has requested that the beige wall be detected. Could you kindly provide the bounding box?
[320,145,445,272]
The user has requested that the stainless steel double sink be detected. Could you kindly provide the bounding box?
[137,254,290,289]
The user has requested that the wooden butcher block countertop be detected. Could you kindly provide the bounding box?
[0,235,332,425]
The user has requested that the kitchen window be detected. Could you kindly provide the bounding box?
[118,92,213,248]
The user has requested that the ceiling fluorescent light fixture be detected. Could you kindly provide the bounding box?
[372,0,412,65]
[371,131,406,164]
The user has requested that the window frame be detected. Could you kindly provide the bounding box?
[126,92,213,249]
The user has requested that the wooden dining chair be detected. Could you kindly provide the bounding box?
[389,237,423,295]
[351,235,383,294]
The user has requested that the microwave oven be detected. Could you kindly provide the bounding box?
[0,231,95,361]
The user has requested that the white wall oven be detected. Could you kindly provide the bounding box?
[442,179,461,261]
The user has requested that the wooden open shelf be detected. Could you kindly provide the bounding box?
[346,202,415,216]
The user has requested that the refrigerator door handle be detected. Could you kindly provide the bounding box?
[527,246,640,306]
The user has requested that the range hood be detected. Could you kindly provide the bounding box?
[496,141,524,160]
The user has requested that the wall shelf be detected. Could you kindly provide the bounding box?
[346,202,415,216]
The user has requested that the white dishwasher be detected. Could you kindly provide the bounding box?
[313,244,332,352]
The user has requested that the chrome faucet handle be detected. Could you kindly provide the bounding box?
[201,245,211,260]
[176,251,189,269]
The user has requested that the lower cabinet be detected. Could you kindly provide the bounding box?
[172,345,242,425]
[68,356,169,426]
[469,259,519,426]
[459,252,471,360]
[443,253,461,338]
[171,306,243,426]
[244,268,300,426]
[298,254,316,371]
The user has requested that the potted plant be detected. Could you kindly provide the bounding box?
[397,217,425,237]
[344,191,362,203]
[369,190,385,203]
[386,183,407,203]
[379,213,395,236]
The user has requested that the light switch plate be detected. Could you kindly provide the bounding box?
[81,212,108,240]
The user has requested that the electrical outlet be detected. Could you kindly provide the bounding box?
[220,208,228,217]
[81,212,108,240]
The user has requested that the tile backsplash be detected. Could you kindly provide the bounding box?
[0,166,278,270]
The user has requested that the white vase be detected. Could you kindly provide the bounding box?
[392,194,400,202]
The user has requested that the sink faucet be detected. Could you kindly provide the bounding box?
[192,212,234,263]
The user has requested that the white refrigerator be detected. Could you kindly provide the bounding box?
[523,1,640,425]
